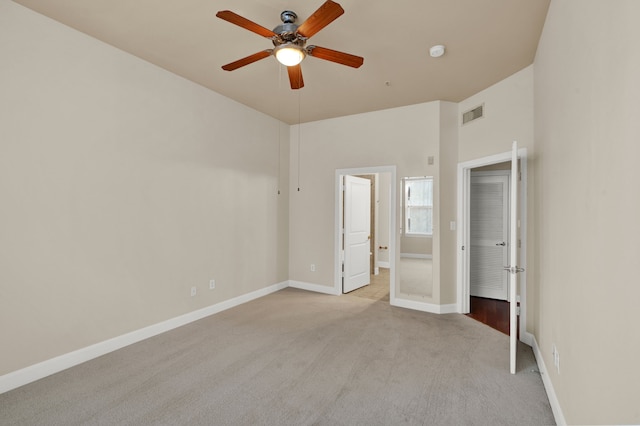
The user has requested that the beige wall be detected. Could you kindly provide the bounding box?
[400,236,432,256]
[457,66,537,325]
[0,1,289,376]
[534,1,640,423]
[289,102,442,301]
[458,66,535,162]
[438,101,459,304]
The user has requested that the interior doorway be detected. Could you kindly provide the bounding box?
[457,149,529,345]
[335,166,396,303]
[469,170,510,301]
[467,167,512,335]
[342,175,371,293]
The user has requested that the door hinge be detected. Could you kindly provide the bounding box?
[516,306,521,316]
[518,239,521,248]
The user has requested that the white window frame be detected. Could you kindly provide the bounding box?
[403,177,433,236]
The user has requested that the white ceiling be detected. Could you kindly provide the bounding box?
[13,0,550,124]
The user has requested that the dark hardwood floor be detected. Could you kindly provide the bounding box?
[351,279,517,337]
[466,296,515,336]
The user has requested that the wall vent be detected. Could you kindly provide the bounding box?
[462,104,484,125]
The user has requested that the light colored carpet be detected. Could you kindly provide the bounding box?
[349,268,390,301]
[0,288,554,425]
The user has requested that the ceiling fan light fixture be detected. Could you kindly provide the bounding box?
[275,44,306,66]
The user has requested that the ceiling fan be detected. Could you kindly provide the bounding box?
[216,0,364,90]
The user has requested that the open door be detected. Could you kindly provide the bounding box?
[457,144,528,373]
[507,141,523,374]
[343,175,371,293]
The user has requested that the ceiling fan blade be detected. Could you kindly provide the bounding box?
[307,46,364,68]
[221,50,272,71]
[216,10,277,38]
[296,0,344,38]
[287,64,304,90]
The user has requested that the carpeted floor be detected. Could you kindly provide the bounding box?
[0,288,555,425]
[349,268,390,301]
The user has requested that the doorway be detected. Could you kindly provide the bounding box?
[457,149,529,344]
[334,166,397,303]
[468,168,511,335]
[470,170,510,301]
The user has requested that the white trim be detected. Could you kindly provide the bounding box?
[0,281,288,394]
[289,280,341,295]
[377,261,390,268]
[456,148,528,343]
[518,152,528,344]
[391,298,457,314]
[400,253,433,259]
[401,233,433,238]
[531,335,566,425]
[470,170,511,177]
[521,330,534,347]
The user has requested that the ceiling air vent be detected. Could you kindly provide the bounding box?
[462,104,484,125]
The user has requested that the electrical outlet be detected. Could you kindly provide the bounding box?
[209,279,216,290]
[191,286,197,297]
[310,264,316,272]
[552,344,560,374]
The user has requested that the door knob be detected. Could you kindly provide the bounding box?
[496,242,506,246]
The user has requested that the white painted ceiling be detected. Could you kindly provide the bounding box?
[13,0,550,124]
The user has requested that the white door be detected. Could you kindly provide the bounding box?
[343,175,371,293]
[508,141,521,374]
[469,172,510,300]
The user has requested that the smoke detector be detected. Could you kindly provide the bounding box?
[429,45,445,58]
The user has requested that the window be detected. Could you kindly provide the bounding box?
[404,177,433,235]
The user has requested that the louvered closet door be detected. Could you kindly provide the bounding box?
[469,172,510,300]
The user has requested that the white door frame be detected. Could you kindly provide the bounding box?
[456,149,530,345]
[335,166,397,302]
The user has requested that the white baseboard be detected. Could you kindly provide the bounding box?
[288,280,341,296]
[391,298,457,314]
[0,281,288,394]
[521,330,534,347]
[377,261,390,268]
[531,335,566,426]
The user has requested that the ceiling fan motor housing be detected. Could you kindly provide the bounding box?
[280,10,297,24]
[273,11,304,46]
